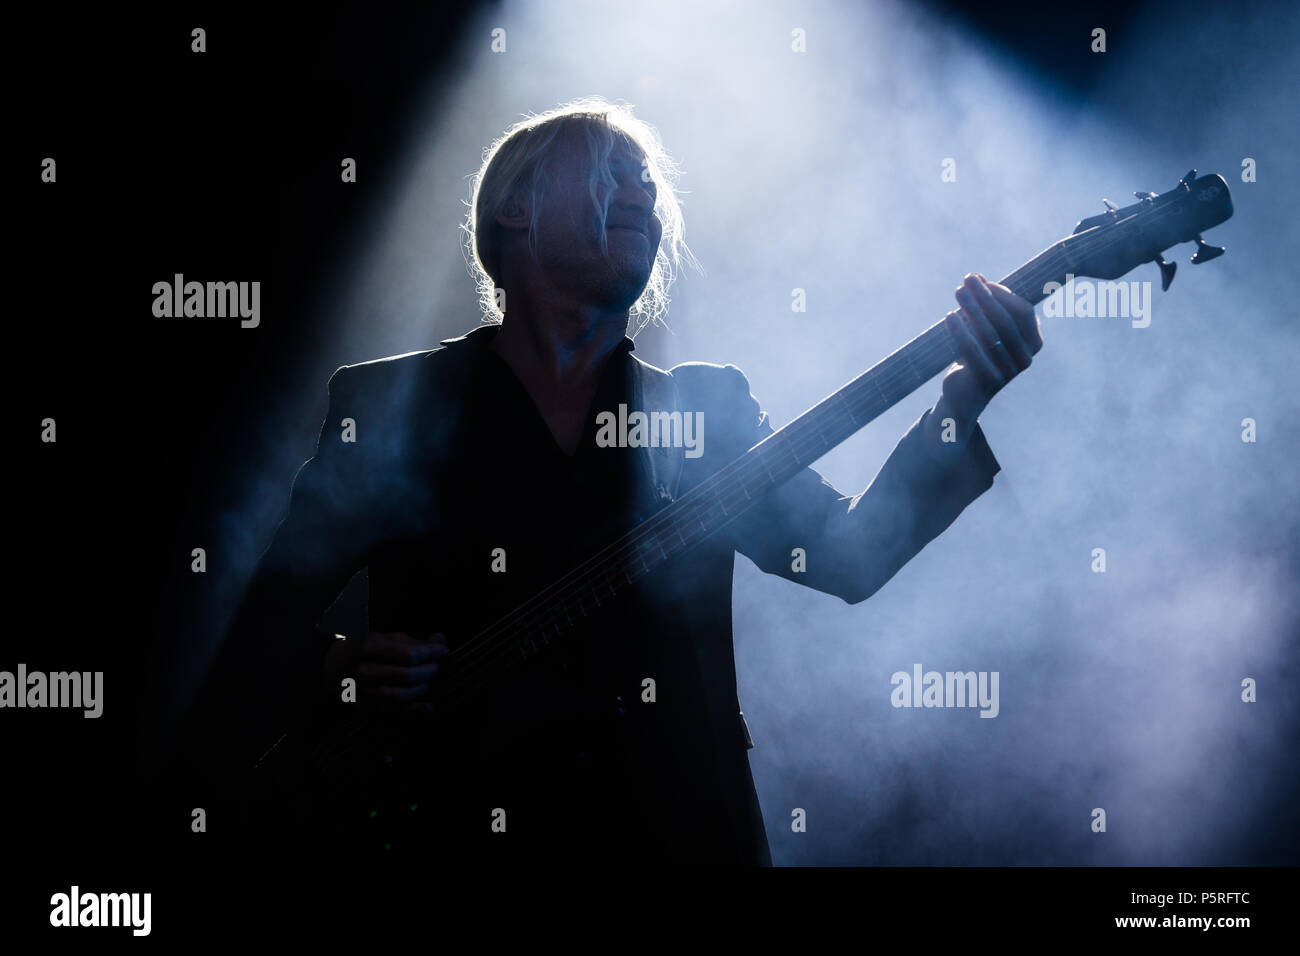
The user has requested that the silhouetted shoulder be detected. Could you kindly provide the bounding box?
[669,361,764,427]
[318,339,480,461]
[665,361,771,462]
[328,349,436,393]
[324,342,477,411]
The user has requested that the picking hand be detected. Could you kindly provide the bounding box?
[323,631,450,716]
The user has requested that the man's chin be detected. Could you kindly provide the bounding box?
[590,288,645,316]
[596,264,652,312]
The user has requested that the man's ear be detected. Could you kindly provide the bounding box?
[495,195,531,230]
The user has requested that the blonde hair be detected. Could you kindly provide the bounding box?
[462,96,696,334]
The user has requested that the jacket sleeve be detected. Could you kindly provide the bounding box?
[679,362,1000,605]
[191,364,375,774]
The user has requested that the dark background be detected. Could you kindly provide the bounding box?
[8,0,1295,936]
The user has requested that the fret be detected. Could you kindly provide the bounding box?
[840,390,858,427]
[813,419,832,452]
[719,487,747,518]
[1002,246,1060,307]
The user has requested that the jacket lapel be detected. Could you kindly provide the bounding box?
[628,354,685,510]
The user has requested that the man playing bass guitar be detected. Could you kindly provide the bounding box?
[194,97,1041,868]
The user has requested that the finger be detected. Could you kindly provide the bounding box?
[357,661,441,687]
[944,308,1003,395]
[360,633,440,666]
[959,279,1024,375]
[966,277,1032,372]
[427,635,452,661]
[983,278,1043,354]
[955,287,1017,382]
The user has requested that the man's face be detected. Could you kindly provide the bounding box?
[526,125,664,313]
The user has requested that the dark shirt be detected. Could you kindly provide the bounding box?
[433,332,724,863]
[197,323,1001,867]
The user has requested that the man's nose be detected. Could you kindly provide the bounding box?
[613,179,654,215]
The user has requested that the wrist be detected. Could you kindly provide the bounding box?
[927,395,978,456]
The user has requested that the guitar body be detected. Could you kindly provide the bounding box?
[248,640,630,856]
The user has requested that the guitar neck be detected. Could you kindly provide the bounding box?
[440,245,1068,701]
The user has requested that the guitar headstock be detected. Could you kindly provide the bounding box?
[1063,170,1233,291]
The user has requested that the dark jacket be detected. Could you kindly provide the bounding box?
[198,323,1000,865]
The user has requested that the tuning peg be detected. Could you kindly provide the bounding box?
[1102,198,1118,212]
[1191,234,1225,264]
[1152,254,1177,290]
[1134,191,1156,200]
[1180,168,1198,186]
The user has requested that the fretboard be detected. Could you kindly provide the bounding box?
[439,246,1068,704]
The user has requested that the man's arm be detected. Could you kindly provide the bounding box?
[682,364,999,604]
[699,275,1040,604]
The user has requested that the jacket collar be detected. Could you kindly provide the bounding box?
[438,322,637,355]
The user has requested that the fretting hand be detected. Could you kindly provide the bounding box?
[931,273,1042,445]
